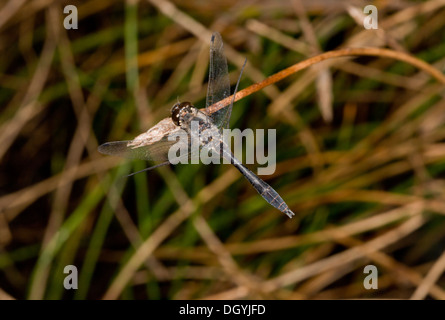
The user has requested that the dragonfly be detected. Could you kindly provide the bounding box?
[98,32,294,218]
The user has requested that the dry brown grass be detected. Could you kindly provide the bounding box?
[1,0,445,300]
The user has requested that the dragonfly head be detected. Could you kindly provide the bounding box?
[171,101,195,126]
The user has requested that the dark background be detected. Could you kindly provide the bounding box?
[1,0,445,300]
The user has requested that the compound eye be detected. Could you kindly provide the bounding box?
[171,102,194,126]
[171,103,182,126]
[179,101,192,109]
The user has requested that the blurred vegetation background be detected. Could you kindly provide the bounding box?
[1,0,445,300]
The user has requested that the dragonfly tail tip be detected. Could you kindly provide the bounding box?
[284,209,295,219]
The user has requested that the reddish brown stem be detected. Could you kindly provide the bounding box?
[206,47,445,114]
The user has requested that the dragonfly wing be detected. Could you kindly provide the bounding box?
[98,130,190,162]
[98,139,170,162]
[206,32,231,130]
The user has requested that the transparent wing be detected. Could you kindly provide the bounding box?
[99,139,173,162]
[206,32,231,130]
[98,133,189,162]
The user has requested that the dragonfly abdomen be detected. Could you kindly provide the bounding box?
[221,147,294,218]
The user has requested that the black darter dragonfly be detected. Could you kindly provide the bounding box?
[99,32,294,218]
